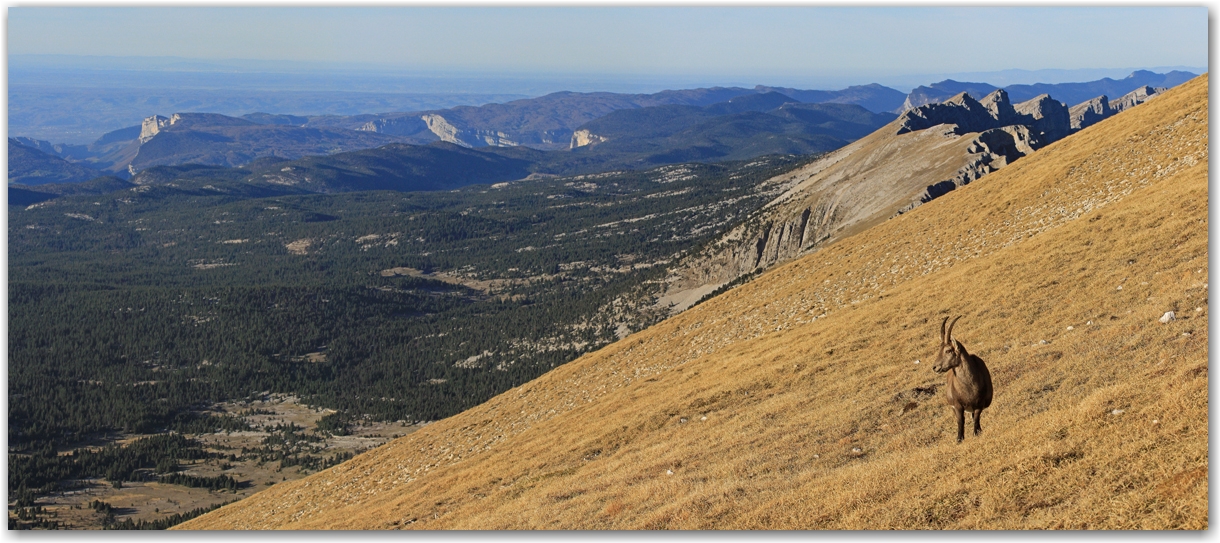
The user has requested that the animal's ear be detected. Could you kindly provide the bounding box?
[953,339,967,355]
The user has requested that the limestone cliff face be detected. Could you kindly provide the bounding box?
[664,89,1070,305]
[139,115,172,143]
[570,129,609,149]
[421,114,565,148]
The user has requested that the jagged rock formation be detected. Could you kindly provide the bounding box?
[903,70,1193,114]
[1013,94,1071,142]
[1069,96,1111,131]
[139,115,172,143]
[1110,85,1166,112]
[1070,85,1166,130]
[663,78,1185,309]
[664,88,1076,308]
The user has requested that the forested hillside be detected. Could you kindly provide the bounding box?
[8,153,811,523]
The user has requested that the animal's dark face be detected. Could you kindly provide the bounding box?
[932,342,962,373]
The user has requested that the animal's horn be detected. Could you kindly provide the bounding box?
[947,315,962,343]
[940,316,951,345]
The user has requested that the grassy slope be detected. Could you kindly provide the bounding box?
[180,75,1208,530]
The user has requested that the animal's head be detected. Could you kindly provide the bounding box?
[933,315,969,373]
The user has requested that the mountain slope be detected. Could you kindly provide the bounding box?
[181,75,1207,530]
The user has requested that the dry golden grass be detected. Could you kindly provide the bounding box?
[179,75,1208,530]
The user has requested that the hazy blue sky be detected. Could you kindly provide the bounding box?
[8,6,1208,84]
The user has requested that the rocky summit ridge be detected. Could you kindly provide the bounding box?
[660,87,1074,309]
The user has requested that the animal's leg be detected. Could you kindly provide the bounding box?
[972,409,983,436]
[954,406,965,443]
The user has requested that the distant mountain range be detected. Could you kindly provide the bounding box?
[900,70,1197,111]
[9,70,1196,191]
[8,138,103,185]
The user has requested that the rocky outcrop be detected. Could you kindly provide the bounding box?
[895,91,1003,135]
[570,129,609,148]
[1069,96,1110,130]
[139,115,172,143]
[1069,86,1165,131]
[1013,94,1071,142]
[422,114,522,148]
[665,90,1072,306]
[1110,85,1165,112]
[894,89,1069,139]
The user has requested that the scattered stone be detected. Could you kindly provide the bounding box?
[1039,340,1048,345]
[1160,311,1176,324]
[1087,320,1093,325]
[914,359,921,364]
[700,416,707,421]
[1111,409,1125,415]
[1182,332,1192,337]
[1153,419,1159,424]
[1116,285,1123,291]
[1066,326,1074,331]
[1196,307,1204,312]
[813,454,820,459]
[851,447,862,453]
[666,469,674,476]
[679,418,687,424]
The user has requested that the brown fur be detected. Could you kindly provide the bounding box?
[933,316,993,442]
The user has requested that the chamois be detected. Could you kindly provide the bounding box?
[932,316,993,442]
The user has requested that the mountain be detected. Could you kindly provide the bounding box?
[347,88,761,150]
[901,70,1196,112]
[754,83,908,114]
[1003,69,1197,106]
[11,83,905,183]
[1069,86,1168,131]
[8,138,104,185]
[662,88,1075,310]
[899,80,1000,111]
[22,102,890,201]
[119,113,410,173]
[564,100,896,169]
[179,74,1207,530]
[346,84,905,151]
